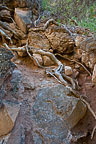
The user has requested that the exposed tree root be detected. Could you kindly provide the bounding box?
[0,21,21,39]
[0,28,13,44]
[91,125,96,139]
[55,53,92,76]
[0,5,13,11]
[4,42,76,89]
[4,42,96,139]
[29,18,72,36]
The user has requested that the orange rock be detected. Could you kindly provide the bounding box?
[0,103,14,137]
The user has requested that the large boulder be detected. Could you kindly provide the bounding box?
[28,31,51,50]
[45,24,75,54]
[80,37,96,69]
[74,36,96,70]
[14,8,33,34]
[31,85,87,143]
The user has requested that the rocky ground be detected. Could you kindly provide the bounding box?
[0,0,96,144]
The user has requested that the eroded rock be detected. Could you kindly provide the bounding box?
[45,24,75,54]
[7,100,34,144]
[0,47,15,97]
[28,31,51,50]
[14,8,33,34]
[31,85,87,144]
[75,37,96,69]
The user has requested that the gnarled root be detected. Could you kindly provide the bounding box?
[29,18,72,36]
[0,28,13,44]
[4,42,76,89]
[0,21,21,39]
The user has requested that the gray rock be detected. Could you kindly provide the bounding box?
[31,85,87,144]
[7,100,34,144]
[11,70,24,98]
[0,48,15,97]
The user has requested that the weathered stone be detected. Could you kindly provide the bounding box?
[7,100,34,144]
[28,31,51,50]
[74,37,96,69]
[2,0,41,10]
[23,81,35,90]
[33,54,54,66]
[81,51,96,69]
[43,56,54,66]
[17,51,27,57]
[9,23,26,40]
[45,24,75,54]
[75,35,86,47]
[0,10,11,22]
[80,37,96,69]
[0,47,15,90]
[14,8,33,34]
[0,103,14,137]
[10,69,24,98]
[92,64,96,83]
[64,66,73,76]
[31,85,87,144]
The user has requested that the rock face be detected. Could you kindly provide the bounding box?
[7,101,34,144]
[14,8,33,34]
[0,47,15,97]
[0,103,14,137]
[75,37,96,70]
[31,85,87,144]
[45,24,75,54]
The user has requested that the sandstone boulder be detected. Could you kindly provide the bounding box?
[45,24,75,54]
[14,8,33,34]
[0,103,14,137]
[28,31,51,50]
[80,37,96,69]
